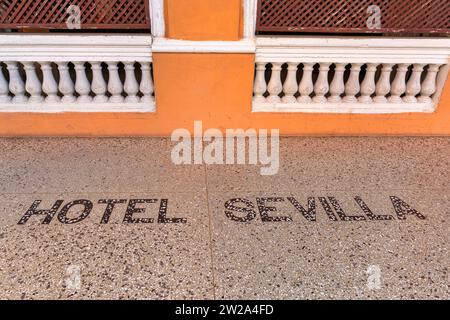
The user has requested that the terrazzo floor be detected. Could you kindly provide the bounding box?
[0,137,448,299]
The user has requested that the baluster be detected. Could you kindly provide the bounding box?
[403,64,425,103]
[343,63,362,103]
[40,62,60,103]
[91,62,108,103]
[0,64,10,103]
[107,62,124,103]
[267,63,282,103]
[57,62,76,103]
[312,63,330,103]
[418,64,441,103]
[328,63,346,103]
[6,62,27,103]
[253,62,267,103]
[140,61,154,103]
[23,62,43,103]
[358,63,377,103]
[123,61,139,103]
[298,63,314,103]
[389,64,409,103]
[374,64,393,103]
[74,62,92,103]
[281,62,298,103]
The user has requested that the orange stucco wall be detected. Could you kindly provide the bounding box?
[165,0,242,40]
[1,53,450,136]
[0,0,449,137]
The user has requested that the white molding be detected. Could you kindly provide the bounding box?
[0,102,155,113]
[152,38,256,53]
[243,0,258,39]
[0,34,153,62]
[150,0,165,38]
[256,36,450,64]
[253,102,435,114]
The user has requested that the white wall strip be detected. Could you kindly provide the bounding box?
[152,38,256,53]
[0,103,155,113]
[243,0,258,39]
[150,0,165,38]
[256,36,450,65]
[0,34,153,62]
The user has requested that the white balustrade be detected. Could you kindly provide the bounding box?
[40,62,60,103]
[267,63,283,103]
[253,61,446,113]
[312,63,330,103]
[253,36,450,113]
[0,64,10,103]
[418,64,440,103]
[253,62,267,103]
[343,63,362,103]
[0,34,154,112]
[403,64,425,103]
[388,64,409,103]
[6,62,27,103]
[358,64,377,103]
[139,61,154,104]
[0,60,155,112]
[281,62,298,103]
[107,62,125,103]
[91,62,108,103]
[23,62,44,103]
[124,62,140,103]
[328,63,346,103]
[298,63,314,103]
[58,62,76,103]
[74,62,93,103]
[374,64,393,103]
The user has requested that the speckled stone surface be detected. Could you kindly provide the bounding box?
[0,193,213,299]
[0,138,205,194]
[0,137,448,299]
[209,190,449,299]
[205,137,450,192]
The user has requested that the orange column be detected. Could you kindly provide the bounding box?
[164,0,243,40]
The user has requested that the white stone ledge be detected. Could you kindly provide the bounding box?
[0,34,153,62]
[152,38,256,53]
[0,102,155,113]
[253,102,435,114]
[256,36,450,64]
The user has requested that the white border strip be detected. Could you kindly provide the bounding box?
[243,0,257,39]
[0,103,156,113]
[253,102,435,114]
[256,36,450,64]
[150,0,257,52]
[150,0,165,38]
[152,38,256,53]
[0,34,153,62]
